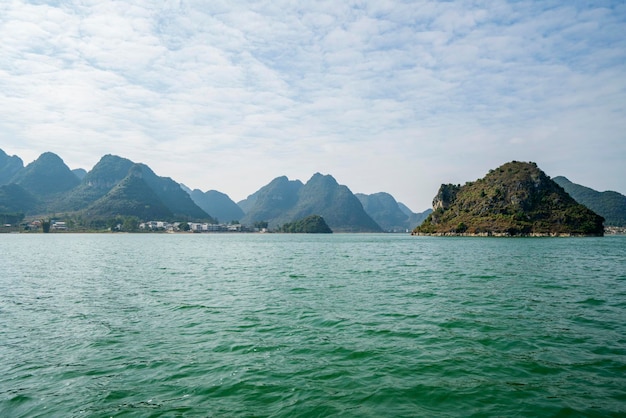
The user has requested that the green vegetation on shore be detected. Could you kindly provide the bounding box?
[278,215,332,233]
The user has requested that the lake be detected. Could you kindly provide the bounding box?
[1,233,625,417]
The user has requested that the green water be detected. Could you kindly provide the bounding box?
[1,234,625,417]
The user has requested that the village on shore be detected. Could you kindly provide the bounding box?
[5,219,267,233]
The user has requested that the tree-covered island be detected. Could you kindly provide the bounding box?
[413,161,605,236]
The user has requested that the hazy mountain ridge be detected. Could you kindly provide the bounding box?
[85,165,174,221]
[553,176,626,227]
[0,149,24,185]
[290,173,381,232]
[414,161,604,236]
[136,163,209,220]
[61,154,136,211]
[72,168,87,180]
[239,176,304,226]
[240,173,381,232]
[2,149,616,234]
[397,201,433,230]
[408,209,433,229]
[356,192,427,232]
[0,151,212,222]
[189,189,245,224]
[0,184,39,214]
[10,152,80,197]
[74,157,212,221]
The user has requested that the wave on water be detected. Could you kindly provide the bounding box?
[1,234,625,416]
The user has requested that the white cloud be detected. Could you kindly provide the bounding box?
[0,0,625,211]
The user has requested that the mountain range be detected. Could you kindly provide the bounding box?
[188,188,246,224]
[356,192,432,232]
[0,149,24,185]
[3,149,623,232]
[238,173,381,232]
[0,149,427,232]
[0,151,213,226]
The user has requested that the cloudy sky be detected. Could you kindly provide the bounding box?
[1,0,625,211]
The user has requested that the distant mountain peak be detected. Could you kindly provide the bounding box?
[10,151,79,197]
[86,170,173,220]
[309,172,338,185]
[356,191,423,232]
[241,174,381,232]
[72,168,87,180]
[57,154,211,221]
[129,164,144,178]
[0,148,24,185]
[189,189,244,223]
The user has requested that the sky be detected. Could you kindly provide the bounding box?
[1,0,625,212]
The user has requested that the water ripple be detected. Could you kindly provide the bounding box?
[0,234,625,416]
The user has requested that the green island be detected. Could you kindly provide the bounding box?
[413,161,605,236]
[278,215,333,233]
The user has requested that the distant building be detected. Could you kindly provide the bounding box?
[140,220,248,233]
[52,221,67,231]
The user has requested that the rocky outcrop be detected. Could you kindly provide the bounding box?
[413,161,605,236]
[432,184,460,211]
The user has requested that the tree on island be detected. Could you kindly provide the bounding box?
[122,217,139,232]
[278,215,332,233]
